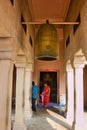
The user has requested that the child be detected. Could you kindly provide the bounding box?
[40,92,44,104]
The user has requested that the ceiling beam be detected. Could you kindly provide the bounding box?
[22,21,79,25]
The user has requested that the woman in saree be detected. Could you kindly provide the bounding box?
[42,82,51,107]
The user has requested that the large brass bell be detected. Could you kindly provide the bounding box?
[35,20,59,60]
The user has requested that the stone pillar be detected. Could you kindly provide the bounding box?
[7,61,14,130]
[0,59,13,130]
[66,63,74,125]
[73,55,85,130]
[0,38,14,130]
[24,64,33,121]
[13,59,26,130]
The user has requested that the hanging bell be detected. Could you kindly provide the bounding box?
[35,20,59,61]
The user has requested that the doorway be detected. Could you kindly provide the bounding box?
[39,71,58,103]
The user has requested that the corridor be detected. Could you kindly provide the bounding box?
[27,106,71,130]
[11,104,87,130]
[12,104,71,130]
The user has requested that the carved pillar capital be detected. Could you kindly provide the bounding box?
[74,55,86,68]
[66,62,73,72]
[25,63,34,72]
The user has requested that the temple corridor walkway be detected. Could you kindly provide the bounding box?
[12,106,87,130]
[27,107,71,130]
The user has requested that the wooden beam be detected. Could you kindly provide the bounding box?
[22,21,79,25]
[52,22,79,25]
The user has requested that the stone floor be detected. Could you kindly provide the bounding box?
[26,107,71,130]
[12,106,87,130]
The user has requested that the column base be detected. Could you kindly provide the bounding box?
[66,119,73,126]
[25,110,33,120]
[66,112,74,125]
[74,125,85,130]
[71,121,85,130]
[13,123,26,130]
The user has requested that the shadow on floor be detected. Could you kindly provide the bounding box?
[27,105,71,130]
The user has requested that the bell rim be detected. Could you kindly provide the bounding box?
[35,56,59,61]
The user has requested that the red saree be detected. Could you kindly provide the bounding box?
[43,85,50,106]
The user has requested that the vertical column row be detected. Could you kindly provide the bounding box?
[66,55,86,130]
[13,60,33,130]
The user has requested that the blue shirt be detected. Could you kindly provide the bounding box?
[32,85,39,99]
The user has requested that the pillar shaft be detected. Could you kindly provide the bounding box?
[13,63,26,130]
[74,67,84,129]
[73,54,86,130]
[0,59,13,130]
[66,69,74,124]
[7,61,14,130]
[24,65,33,120]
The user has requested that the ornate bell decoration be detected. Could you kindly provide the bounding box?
[35,20,59,60]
